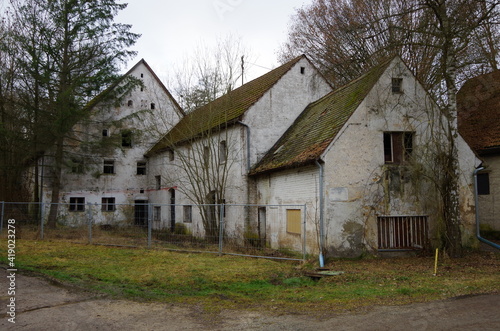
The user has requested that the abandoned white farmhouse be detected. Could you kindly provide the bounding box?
[40,55,485,256]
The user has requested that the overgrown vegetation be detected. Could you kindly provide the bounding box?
[1,241,498,314]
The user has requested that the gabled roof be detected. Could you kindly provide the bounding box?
[250,58,394,175]
[145,55,308,156]
[457,70,500,155]
[84,59,184,117]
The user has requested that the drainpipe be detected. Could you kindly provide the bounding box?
[237,121,252,233]
[315,159,325,267]
[473,167,500,250]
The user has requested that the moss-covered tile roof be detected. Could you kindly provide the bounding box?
[250,58,392,175]
[458,70,500,155]
[146,55,306,155]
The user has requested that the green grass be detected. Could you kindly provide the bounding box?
[1,240,499,314]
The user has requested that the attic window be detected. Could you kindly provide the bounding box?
[127,100,133,107]
[384,132,413,164]
[392,78,403,93]
[300,67,305,75]
[151,103,155,110]
[141,73,144,78]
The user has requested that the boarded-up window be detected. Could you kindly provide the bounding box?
[377,216,428,250]
[286,209,301,235]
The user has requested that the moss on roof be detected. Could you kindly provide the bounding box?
[458,70,500,154]
[250,58,393,175]
[146,55,306,155]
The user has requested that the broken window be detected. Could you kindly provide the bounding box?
[137,161,147,175]
[477,173,490,195]
[392,78,403,93]
[155,175,161,190]
[103,160,115,174]
[69,197,85,212]
[101,197,116,212]
[384,132,413,164]
[121,130,132,147]
[71,158,84,174]
[286,209,301,235]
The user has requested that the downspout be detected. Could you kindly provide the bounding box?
[237,121,252,232]
[473,167,500,250]
[315,159,325,267]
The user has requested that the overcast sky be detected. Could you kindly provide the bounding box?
[116,0,310,82]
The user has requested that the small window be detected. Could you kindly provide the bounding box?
[102,129,108,137]
[140,73,144,78]
[384,132,413,164]
[300,66,305,74]
[219,140,227,164]
[477,173,490,195]
[71,159,84,174]
[151,103,155,110]
[103,160,115,174]
[121,130,132,147]
[154,206,161,222]
[392,78,403,93]
[183,205,192,223]
[155,175,161,190]
[169,149,175,161]
[69,197,85,212]
[137,161,147,175]
[127,100,133,107]
[203,146,210,166]
[101,197,116,212]
[286,209,301,235]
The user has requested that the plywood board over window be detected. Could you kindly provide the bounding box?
[286,209,301,235]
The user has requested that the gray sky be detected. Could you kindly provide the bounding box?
[117,0,309,81]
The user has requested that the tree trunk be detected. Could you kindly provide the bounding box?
[47,137,63,228]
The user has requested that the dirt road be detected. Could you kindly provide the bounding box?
[1,267,499,330]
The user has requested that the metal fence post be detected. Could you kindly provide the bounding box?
[87,203,93,244]
[218,203,225,255]
[0,201,4,235]
[147,203,152,249]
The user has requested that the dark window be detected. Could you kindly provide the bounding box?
[121,131,132,147]
[169,150,174,161]
[71,159,84,174]
[384,132,413,164]
[137,161,147,175]
[203,146,210,166]
[392,78,403,93]
[477,173,490,195]
[155,175,161,190]
[69,197,85,212]
[154,206,161,222]
[102,129,108,137]
[300,66,305,74]
[219,140,227,164]
[127,100,133,107]
[151,103,155,110]
[101,197,116,211]
[103,160,115,174]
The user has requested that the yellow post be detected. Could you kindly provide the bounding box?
[433,248,439,276]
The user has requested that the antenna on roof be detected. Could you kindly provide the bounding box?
[241,55,244,86]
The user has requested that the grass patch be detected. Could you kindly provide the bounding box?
[1,240,499,314]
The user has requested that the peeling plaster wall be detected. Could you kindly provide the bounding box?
[43,62,182,225]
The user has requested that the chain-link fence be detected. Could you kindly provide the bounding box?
[0,201,310,261]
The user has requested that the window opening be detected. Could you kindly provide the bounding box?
[101,197,116,211]
[137,161,147,175]
[103,160,115,174]
[69,197,85,212]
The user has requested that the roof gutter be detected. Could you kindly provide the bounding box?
[473,167,500,250]
[315,159,326,267]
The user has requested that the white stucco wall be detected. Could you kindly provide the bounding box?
[477,154,500,231]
